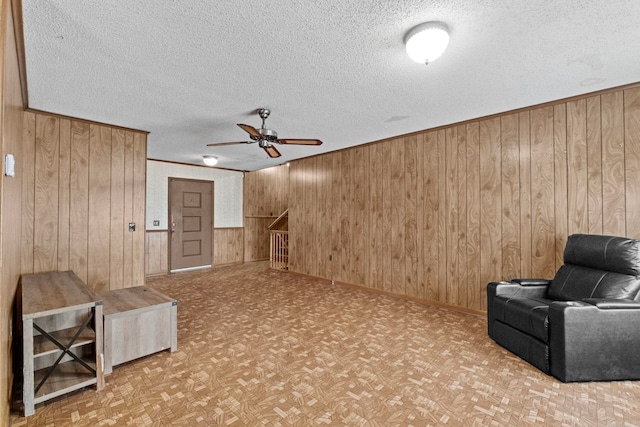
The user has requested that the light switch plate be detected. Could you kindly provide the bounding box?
[4,154,15,177]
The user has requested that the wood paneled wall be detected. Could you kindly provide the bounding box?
[243,165,289,261]
[286,86,640,313]
[145,227,244,275]
[21,111,148,292]
[145,230,169,275]
[213,228,244,265]
[1,0,25,421]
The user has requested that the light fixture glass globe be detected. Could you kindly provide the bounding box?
[203,155,218,166]
[405,22,450,65]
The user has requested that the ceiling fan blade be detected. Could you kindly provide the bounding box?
[206,141,247,147]
[278,138,323,146]
[237,123,261,138]
[263,145,281,158]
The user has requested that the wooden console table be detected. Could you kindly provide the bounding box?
[21,271,104,416]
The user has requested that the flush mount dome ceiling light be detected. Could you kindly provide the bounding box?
[404,22,450,65]
[203,155,218,166]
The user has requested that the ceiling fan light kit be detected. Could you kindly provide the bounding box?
[405,21,450,65]
[207,108,323,159]
[202,155,218,166]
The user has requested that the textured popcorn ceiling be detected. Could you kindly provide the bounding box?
[22,1,640,171]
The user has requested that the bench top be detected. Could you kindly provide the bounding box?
[98,286,176,317]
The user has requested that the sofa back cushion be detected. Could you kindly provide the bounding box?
[548,234,640,301]
[549,264,640,300]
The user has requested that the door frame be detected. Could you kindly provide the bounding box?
[167,177,215,272]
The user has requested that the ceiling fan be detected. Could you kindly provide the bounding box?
[207,108,323,158]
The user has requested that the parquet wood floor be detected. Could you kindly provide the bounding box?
[10,262,640,426]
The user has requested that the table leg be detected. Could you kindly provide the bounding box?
[23,318,34,416]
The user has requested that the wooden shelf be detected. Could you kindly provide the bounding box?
[33,357,97,403]
[21,271,104,416]
[33,327,96,358]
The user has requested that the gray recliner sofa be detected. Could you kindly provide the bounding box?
[487,234,640,382]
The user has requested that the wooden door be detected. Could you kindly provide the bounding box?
[168,178,213,272]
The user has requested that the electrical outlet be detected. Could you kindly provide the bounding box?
[129,223,136,232]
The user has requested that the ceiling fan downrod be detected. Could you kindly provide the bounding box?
[258,108,270,129]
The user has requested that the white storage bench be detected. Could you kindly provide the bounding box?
[99,286,177,374]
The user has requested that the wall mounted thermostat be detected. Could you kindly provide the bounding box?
[4,154,15,177]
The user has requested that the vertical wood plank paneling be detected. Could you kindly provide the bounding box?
[601,91,626,236]
[361,147,371,287]
[33,115,60,273]
[436,130,447,302]
[289,163,301,270]
[404,135,418,298]
[382,142,392,292]
[567,100,588,234]
[586,96,603,234]
[287,165,299,271]
[423,132,439,301]
[518,112,532,278]
[479,118,501,307]
[352,148,366,285]
[339,152,351,282]
[273,84,640,313]
[292,162,304,271]
[500,114,520,279]
[316,157,329,278]
[530,106,556,278]
[212,228,244,266]
[390,139,405,295]
[553,104,568,270]
[146,231,164,274]
[243,164,290,264]
[330,152,341,282]
[369,142,383,289]
[58,119,71,271]
[132,132,147,286]
[456,125,468,307]
[243,171,254,217]
[306,158,316,277]
[69,121,90,282]
[110,129,126,289]
[21,112,36,273]
[466,123,481,310]
[625,87,640,239]
[415,134,425,298]
[24,112,147,290]
[235,228,244,262]
[88,125,112,291]
[123,131,135,287]
[445,127,459,305]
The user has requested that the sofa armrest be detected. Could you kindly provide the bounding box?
[488,280,549,299]
[549,301,640,382]
[581,298,640,309]
[487,280,550,337]
[510,278,551,286]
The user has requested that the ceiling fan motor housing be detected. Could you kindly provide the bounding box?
[259,127,278,141]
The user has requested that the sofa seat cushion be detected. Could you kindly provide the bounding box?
[493,296,552,344]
